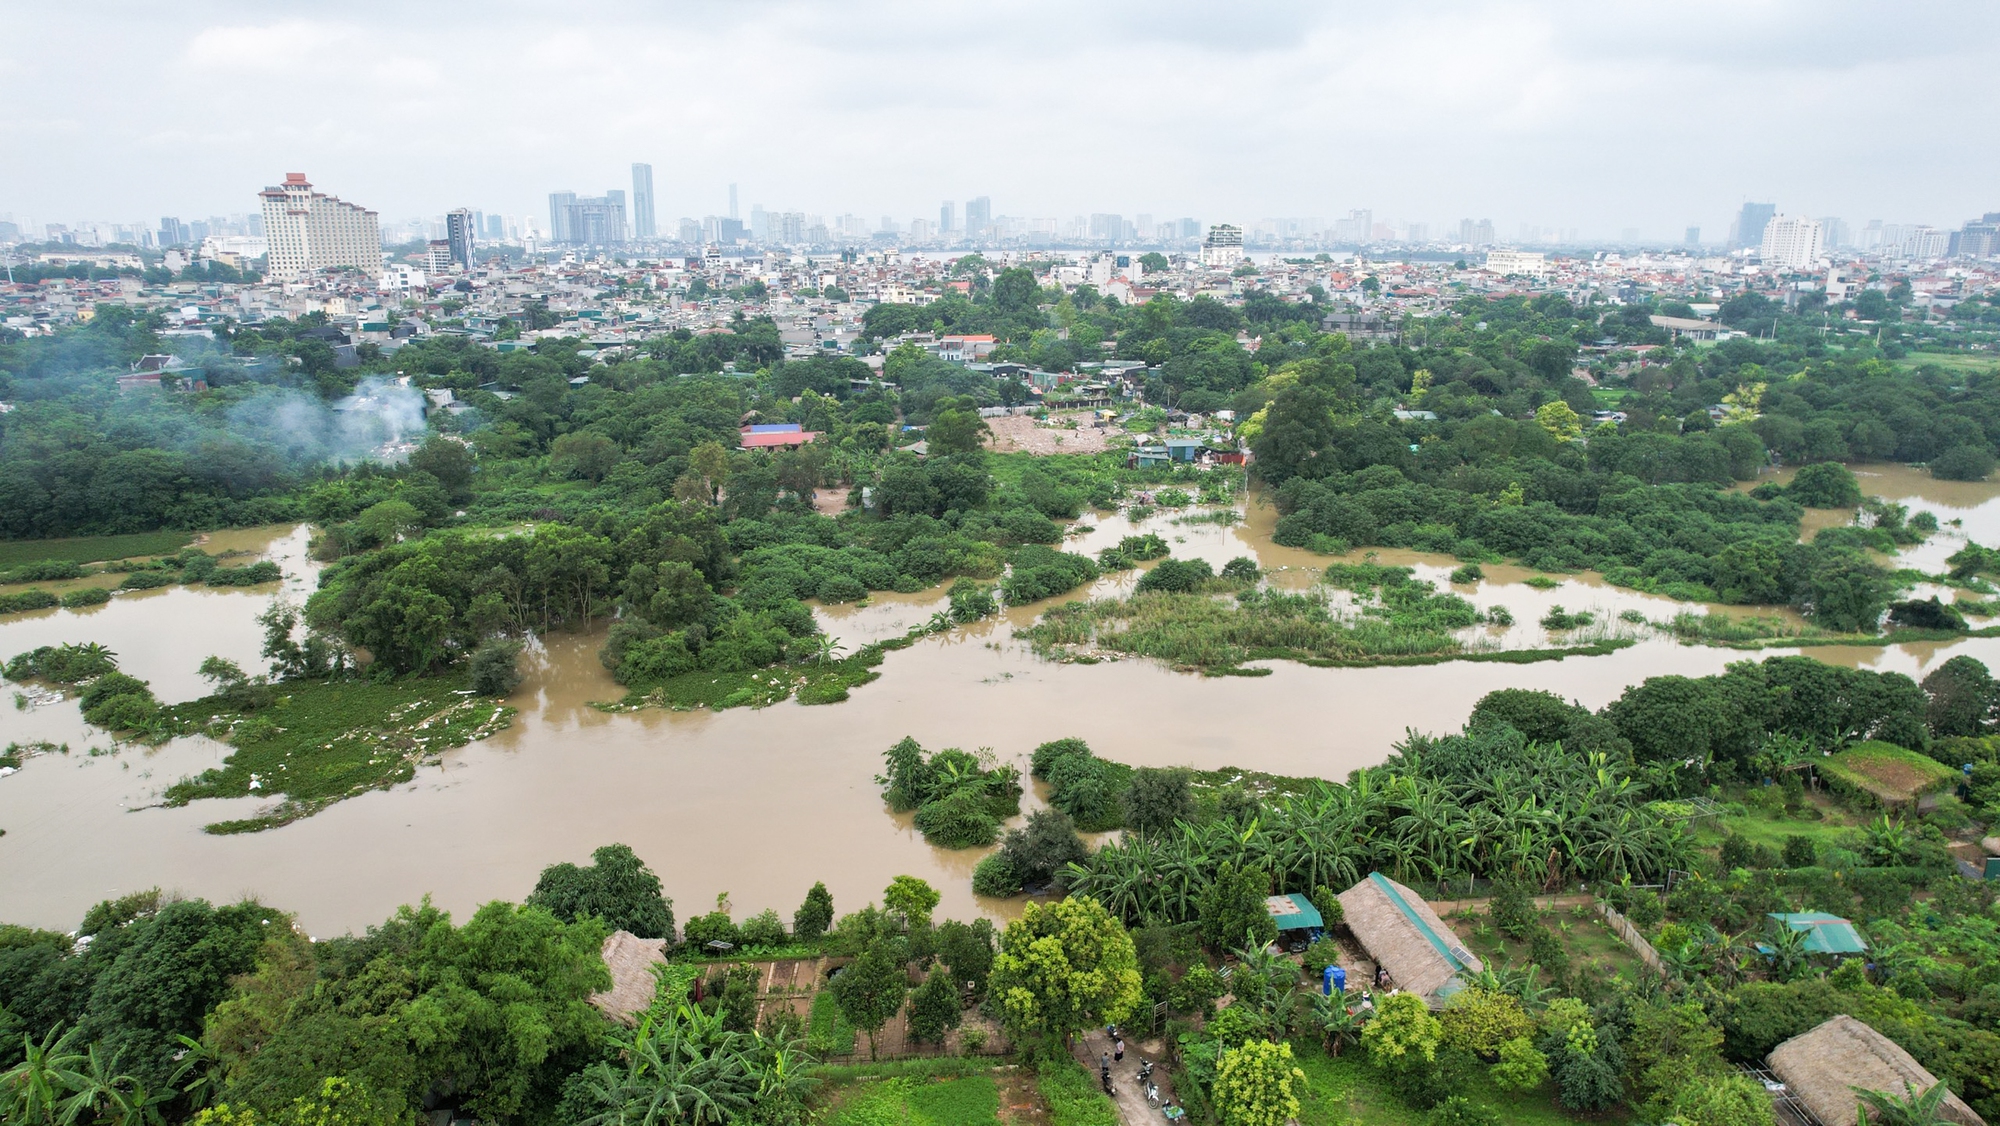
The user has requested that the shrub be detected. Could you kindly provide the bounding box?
[60,587,111,609]
[912,789,1001,849]
[972,852,1023,898]
[1489,1035,1549,1092]
[1782,835,1817,868]
[905,969,962,1045]
[1439,988,1533,1059]
[469,639,523,696]
[1450,564,1484,584]
[1489,882,1536,941]
[1932,444,1997,482]
[1528,928,1569,978]
[681,908,742,951]
[1135,557,1214,594]
[1428,1096,1500,1126]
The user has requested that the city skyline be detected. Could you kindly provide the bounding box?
[1,1,1995,240]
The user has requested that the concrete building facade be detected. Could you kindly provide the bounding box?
[258,173,381,282]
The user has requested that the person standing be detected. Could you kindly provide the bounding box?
[1114,1036,1125,1063]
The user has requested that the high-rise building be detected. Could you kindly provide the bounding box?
[1333,210,1372,243]
[965,196,991,237]
[1759,215,1824,269]
[158,217,190,246]
[728,184,738,221]
[1176,218,1201,241]
[548,191,577,243]
[445,208,475,270]
[1089,213,1124,241]
[426,240,453,275]
[1733,202,1776,250]
[1199,224,1243,267]
[1816,217,1849,250]
[1685,226,1702,247]
[631,164,656,240]
[1455,218,1495,246]
[258,173,382,282]
[940,201,954,234]
[632,163,656,240]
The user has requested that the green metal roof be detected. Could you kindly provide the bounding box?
[1264,894,1322,932]
[1770,912,1868,955]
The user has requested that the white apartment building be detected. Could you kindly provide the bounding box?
[1484,249,1549,277]
[1759,215,1824,270]
[258,173,382,282]
[1200,224,1244,268]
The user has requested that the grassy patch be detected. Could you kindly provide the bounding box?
[1694,791,1863,854]
[160,676,515,833]
[820,1075,1002,1126]
[1035,1057,1119,1126]
[609,646,888,711]
[1820,740,1959,806]
[1455,904,1643,981]
[1290,1039,1591,1126]
[0,531,193,569]
[808,989,858,1056]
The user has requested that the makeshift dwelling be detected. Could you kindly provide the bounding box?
[1265,893,1323,946]
[591,929,669,1023]
[1336,872,1482,1008]
[1766,1015,1985,1126]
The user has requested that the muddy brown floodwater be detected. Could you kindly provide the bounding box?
[5,473,2000,938]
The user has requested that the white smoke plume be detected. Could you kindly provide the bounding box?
[226,376,430,465]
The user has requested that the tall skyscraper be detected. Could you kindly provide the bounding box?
[940,201,954,234]
[965,196,991,236]
[445,208,475,269]
[1733,202,1776,249]
[258,173,382,282]
[728,184,738,221]
[1759,215,1823,269]
[548,191,577,243]
[631,163,656,240]
[1685,226,1701,247]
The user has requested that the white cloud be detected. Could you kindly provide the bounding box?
[3,0,1996,237]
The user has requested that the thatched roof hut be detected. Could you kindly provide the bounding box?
[1766,1015,1985,1126]
[591,930,669,1023]
[1336,872,1482,1009]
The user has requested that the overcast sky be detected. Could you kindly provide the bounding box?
[3,0,1996,239]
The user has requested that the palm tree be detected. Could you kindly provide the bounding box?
[1853,1080,1959,1126]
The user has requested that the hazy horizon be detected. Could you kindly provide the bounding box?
[3,0,1997,239]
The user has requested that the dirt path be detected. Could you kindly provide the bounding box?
[1073,1027,1177,1124]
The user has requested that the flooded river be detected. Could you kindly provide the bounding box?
[4,468,2000,937]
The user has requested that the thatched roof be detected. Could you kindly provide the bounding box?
[1767,1015,1985,1126]
[591,930,669,1024]
[1336,872,1483,1009]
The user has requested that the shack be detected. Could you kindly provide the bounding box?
[1766,1015,1985,1126]
[1336,872,1482,1008]
[1265,893,1323,949]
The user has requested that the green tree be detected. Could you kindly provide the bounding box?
[355,499,421,545]
[793,883,834,942]
[407,437,474,499]
[1122,766,1196,836]
[1534,400,1582,442]
[468,639,522,696]
[1362,992,1442,1071]
[1489,1035,1548,1092]
[526,844,675,938]
[549,432,620,482]
[829,946,907,1060]
[926,401,991,457]
[987,897,1142,1049]
[883,876,941,932]
[1195,861,1276,953]
[1800,549,1893,632]
[1786,461,1863,507]
[905,970,962,1045]
[1212,1039,1305,1126]
[1922,655,1998,737]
